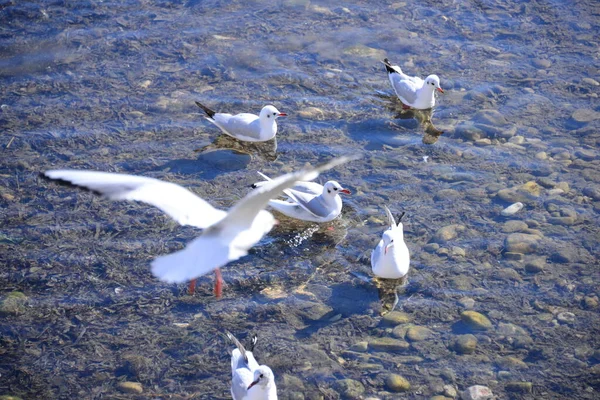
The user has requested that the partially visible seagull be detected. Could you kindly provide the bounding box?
[371,207,410,279]
[196,102,286,142]
[227,331,277,400]
[42,156,355,296]
[252,172,351,223]
[382,58,443,110]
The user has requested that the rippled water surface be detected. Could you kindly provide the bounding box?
[1,1,599,399]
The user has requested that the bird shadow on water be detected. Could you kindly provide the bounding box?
[195,134,278,162]
[155,147,252,178]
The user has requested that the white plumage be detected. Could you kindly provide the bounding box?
[371,206,410,279]
[382,58,443,110]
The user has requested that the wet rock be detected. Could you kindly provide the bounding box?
[380,311,412,326]
[504,233,540,254]
[431,396,451,400]
[298,107,326,120]
[583,296,599,309]
[368,337,410,353]
[496,356,528,369]
[461,385,493,400]
[501,220,528,233]
[575,149,597,161]
[385,373,410,392]
[475,138,492,146]
[392,324,409,339]
[0,291,28,315]
[432,224,466,244]
[343,44,386,59]
[453,334,477,354]
[0,396,23,400]
[406,326,432,342]
[444,384,458,398]
[435,189,461,201]
[350,342,368,352]
[458,297,475,309]
[532,58,552,68]
[333,379,365,399]
[583,187,600,201]
[557,311,576,324]
[506,382,532,393]
[473,109,509,127]
[496,181,541,203]
[504,252,523,261]
[424,243,440,253]
[548,216,577,226]
[535,151,548,160]
[450,246,466,257]
[117,381,143,394]
[461,311,493,331]
[525,258,546,273]
[501,202,524,216]
[571,109,600,123]
[551,249,574,263]
[495,268,522,282]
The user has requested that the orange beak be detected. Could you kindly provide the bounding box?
[340,189,351,195]
[384,243,393,255]
[437,88,444,93]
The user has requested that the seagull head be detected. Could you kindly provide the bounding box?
[247,365,275,390]
[425,75,444,93]
[323,181,351,197]
[382,229,402,255]
[261,105,287,120]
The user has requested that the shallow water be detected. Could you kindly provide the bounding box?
[1,0,599,399]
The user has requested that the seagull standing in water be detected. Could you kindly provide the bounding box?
[371,207,410,279]
[227,331,277,400]
[195,102,286,142]
[42,156,354,297]
[382,58,443,110]
[252,172,351,223]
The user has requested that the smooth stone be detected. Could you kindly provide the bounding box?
[333,379,365,399]
[503,252,523,261]
[582,77,599,86]
[461,385,493,400]
[505,382,532,393]
[458,297,475,309]
[435,189,461,201]
[461,311,493,331]
[532,58,552,68]
[525,258,546,273]
[504,233,540,254]
[0,291,28,315]
[431,396,451,400]
[453,334,477,354]
[473,109,509,126]
[298,106,326,120]
[508,135,525,144]
[0,397,23,400]
[380,311,412,326]
[117,382,143,394]
[496,356,528,369]
[496,182,541,203]
[444,384,458,398]
[392,324,409,339]
[368,337,410,353]
[475,138,492,146]
[424,243,440,253]
[385,373,411,392]
[406,326,432,342]
[535,151,548,160]
[350,342,368,352]
[432,224,466,244]
[584,296,599,309]
[343,44,386,59]
[501,202,524,216]
[450,247,466,257]
[583,187,600,201]
[551,250,574,263]
[571,108,600,123]
[548,216,577,226]
[575,149,597,161]
[557,311,576,324]
[501,220,528,233]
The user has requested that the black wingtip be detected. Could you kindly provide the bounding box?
[382,58,396,74]
[251,183,258,189]
[225,330,249,364]
[40,171,103,196]
[397,211,406,222]
[249,334,258,352]
[195,101,216,118]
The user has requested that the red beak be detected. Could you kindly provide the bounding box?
[340,189,351,195]
[278,112,287,117]
[437,88,444,93]
[247,380,259,390]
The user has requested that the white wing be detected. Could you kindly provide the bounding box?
[282,189,332,218]
[389,74,419,105]
[254,171,323,195]
[213,113,261,140]
[371,239,384,271]
[384,206,396,230]
[43,170,226,229]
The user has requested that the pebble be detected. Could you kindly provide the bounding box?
[582,77,599,86]
[473,109,509,126]
[535,151,548,160]
[0,291,28,315]
[406,326,432,342]
[333,379,365,398]
[501,202,524,216]
[496,356,528,369]
[575,149,597,161]
[505,382,533,393]
[380,311,412,326]
[501,220,528,233]
[583,187,600,201]
[557,311,576,324]
[571,108,600,123]
[432,224,466,244]
[583,296,599,309]
[525,258,546,273]
[532,58,552,68]
[368,337,410,353]
[453,334,477,354]
[350,342,368,352]
[461,311,493,331]
[461,385,493,400]
[458,297,475,309]
[444,384,458,398]
[424,243,440,253]
[504,233,540,254]
[297,106,326,120]
[117,382,143,394]
[385,373,411,392]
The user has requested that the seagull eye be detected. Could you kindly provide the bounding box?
[259,374,264,378]
[391,239,394,242]
[327,189,331,193]
[273,112,276,116]
[267,115,270,118]
[334,187,338,191]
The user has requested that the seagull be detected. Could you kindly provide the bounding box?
[227,331,277,400]
[382,58,443,110]
[371,207,410,279]
[42,155,355,296]
[252,172,351,223]
[195,102,286,142]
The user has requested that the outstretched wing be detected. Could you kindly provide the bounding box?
[221,155,360,230]
[282,189,331,218]
[43,170,226,229]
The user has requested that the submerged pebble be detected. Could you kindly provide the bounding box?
[501,202,524,216]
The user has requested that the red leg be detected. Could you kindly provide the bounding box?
[402,103,411,110]
[188,279,197,294]
[214,268,223,298]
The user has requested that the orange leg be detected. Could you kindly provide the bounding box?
[214,268,223,298]
[188,279,197,294]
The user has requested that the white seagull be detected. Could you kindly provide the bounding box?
[227,331,277,400]
[42,156,354,296]
[371,207,410,279]
[252,172,351,223]
[382,58,444,110]
[196,102,286,142]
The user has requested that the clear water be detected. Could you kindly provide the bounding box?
[1,0,599,399]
